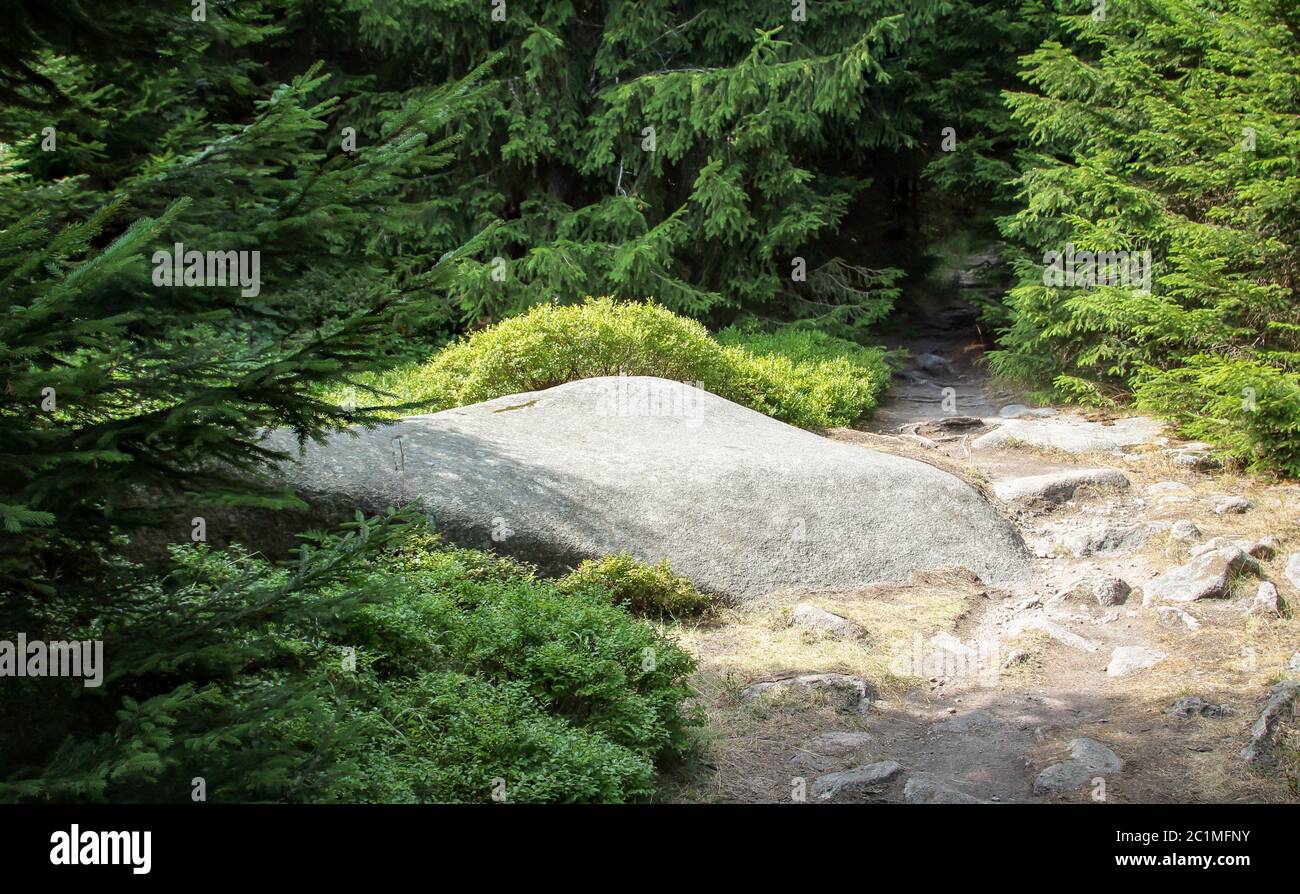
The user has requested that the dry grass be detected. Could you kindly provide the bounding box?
[675,570,985,703]
[661,570,987,803]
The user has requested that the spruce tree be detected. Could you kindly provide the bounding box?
[0,7,490,597]
[993,0,1300,473]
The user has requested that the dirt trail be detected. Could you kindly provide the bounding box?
[669,288,1300,805]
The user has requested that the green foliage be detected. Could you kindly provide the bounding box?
[991,0,1300,474]
[326,0,977,329]
[331,298,891,428]
[559,553,712,619]
[0,43,493,596]
[717,324,897,430]
[0,517,701,803]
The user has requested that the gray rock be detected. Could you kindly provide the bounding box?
[741,673,874,713]
[1170,449,1222,471]
[972,415,1163,454]
[791,604,866,641]
[992,469,1130,506]
[1289,652,1300,672]
[899,433,939,450]
[999,404,1030,418]
[1169,520,1202,543]
[1286,553,1300,590]
[813,760,903,800]
[903,775,990,804]
[791,730,874,771]
[1106,645,1167,677]
[1001,649,1030,669]
[1033,738,1123,794]
[1155,605,1201,631]
[1167,696,1231,719]
[913,353,954,376]
[1189,536,1274,560]
[262,377,1034,601]
[1062,522,1167,557]
[1147,481,1192,496]
[1214,496,1252,515]
[909,416,987,438]
[1239,680,1300,766]
[1092,576,1131,607]
[1248,581,1280,617]
[1147,547,1260,602]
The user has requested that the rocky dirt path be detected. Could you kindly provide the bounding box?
[669,295,1300,805]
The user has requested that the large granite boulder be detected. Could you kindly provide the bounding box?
[262,377,1034,601]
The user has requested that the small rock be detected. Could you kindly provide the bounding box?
[812,760,903,801]
[1214,496,1252,515]
[1286,553,1300,590]
[1190,536,1274,560]
[992,469,1130,506]
[1247,581,1280,617]
[1001,649,1030,669]
[1289,652,1300,672]
[903,775,990,804]
[1146,547,1260,602]
[913,353,954,376]
[1147,481,1192,496]
[911,416,987,438]
[1167,696,1231,719]
[741,673,874,713]
[792,730,875,771]
[1169,520,1202,542]
[791,603,867,641]
[1061,522,1167,557]
[1092,576,1131,607]
[1155,606,1201,631]
[1239,680,1300,766]
[1170,450,1221,471]
[1106,645,1166,677]
[1033,738,1123,794]
[899,433,939,450]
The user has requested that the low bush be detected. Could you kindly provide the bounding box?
[558,553,712,618]
[0,515,701,804]
[716,325,895,430]
[330,298,891,428]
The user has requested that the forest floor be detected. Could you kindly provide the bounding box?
[664,291,1300,804]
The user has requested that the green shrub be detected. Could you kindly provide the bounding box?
[1134,357,1300,477]
[0,517,701,804]
[717,326,895,429]
[558,553,712,619]
[331,298,891,428]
